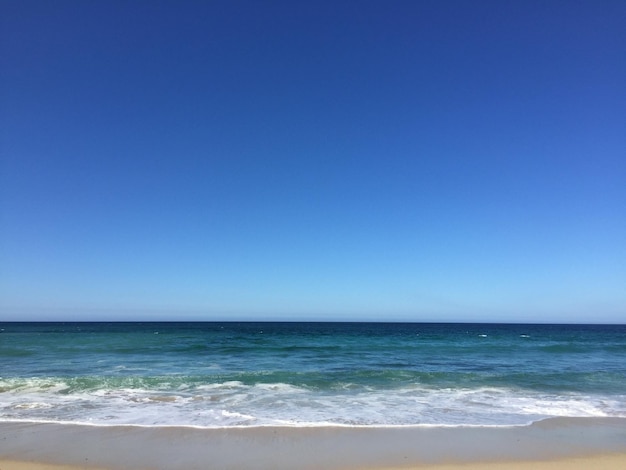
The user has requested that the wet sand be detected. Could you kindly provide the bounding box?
[1,417,625,469]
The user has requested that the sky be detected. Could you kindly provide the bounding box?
[1,0,624,323]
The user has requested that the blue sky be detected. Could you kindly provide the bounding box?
[1,0,624,322]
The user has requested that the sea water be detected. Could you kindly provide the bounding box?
[1,322,625,427]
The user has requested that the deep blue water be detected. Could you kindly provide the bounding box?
[1,322,625,426]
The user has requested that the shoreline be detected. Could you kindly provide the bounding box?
[0,413,621,429]
[1,417,626,469]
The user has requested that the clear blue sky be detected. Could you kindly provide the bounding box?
[1,0,624,323]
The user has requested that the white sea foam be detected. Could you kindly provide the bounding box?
[2,378,625,428]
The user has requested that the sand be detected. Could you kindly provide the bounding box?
[1,417,625,469]
[2,455,626,470]
[1,455,626,469]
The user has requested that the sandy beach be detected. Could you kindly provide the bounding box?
[2,454,626,470]
[1,417,625,470]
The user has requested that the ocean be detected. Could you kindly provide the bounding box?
[1,322,625,427]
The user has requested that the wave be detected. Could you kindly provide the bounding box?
[2,376,625,428]
[2,368,625,393]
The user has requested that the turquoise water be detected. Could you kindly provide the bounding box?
[1,322,625,426]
